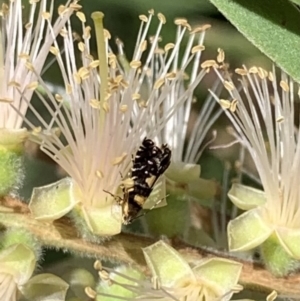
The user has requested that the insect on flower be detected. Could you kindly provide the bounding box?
[106,138,172,224]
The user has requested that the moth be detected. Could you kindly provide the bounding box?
[121,138,172,224]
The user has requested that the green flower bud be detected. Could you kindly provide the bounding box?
[0,128,28,196]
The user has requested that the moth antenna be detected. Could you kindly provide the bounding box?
[103,189,115,198]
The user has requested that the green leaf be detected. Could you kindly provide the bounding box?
[289,0,300,5]
[210,0,300,82]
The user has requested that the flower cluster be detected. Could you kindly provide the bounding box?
[0,0,79,196]
[22,10,214,237]
[211,64,300,275]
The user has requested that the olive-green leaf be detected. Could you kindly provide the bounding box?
[289,0,300,5]
[210,0,300,82]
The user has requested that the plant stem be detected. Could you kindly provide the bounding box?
[0,196,299,298]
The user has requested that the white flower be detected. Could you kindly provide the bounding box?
[24,10,211,235]
[0,0,78,129]
[211,65,300,260]
[153,48,223,202]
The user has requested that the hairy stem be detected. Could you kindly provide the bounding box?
[0,196,299,298]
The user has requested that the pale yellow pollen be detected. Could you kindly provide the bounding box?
[19,52,30,60]
[73,72,81,84]
[120,79,129,88]
[107,53,117,69]
[132,93,141,100]
[257,67,268,79]
[78,67,90,80]
[93,260,102,271]
[154,48,164,55]
[55,94,63,102]
[89,99,101,109]
[89,60,100,69]
[138,100,147,108]
[166,72,176,80]
[154,78,165,89]
[108,52,116,60]
[149,35,162,43]
[139,40,147,52]
[26,81,39,90]
[267,290,278,301]
[235,68,247,76]
[85,287,97,299]
[52,128,61,137]
[175,18,191,30]
[230,99,238,112]
[164,43,175,52]
[66,84,72,95]
[76,11,86,23]
[42,12,51,20]
[102,101,110,112]
[60,28,68,38]
[223,80,235,91]
[201,59,218,69]
[139,14,148,23]
[99,270,110,281]
[25,22,32,30]
[268,71,274,82]
[157,13,166,24]
[8,81,21,88]
[174,18,188,26]
[83,26,91,39]
[280,80,289,92]
[57,5,66,16]
[78,42,85,52]
[24,62,34,72]
[50,46,59,56]
[191,45,205,54]
[115,75,123,84]
[0,98,12,103]
[104,29,111,40]
[191,24,211,33]
[130,60,142,69]
[1,3,9,15]
[109,59,116,69]
[119,104,128,112]
[69,3,82,11]
[219,99,231,109]
[249,66,258,74]
[217,48,225,63]
[112,153,127,165]
[298,87,300,97]
[32,126,42,136]
[96,170,104,178]
[148,9,155,15]
[276,116,284,123]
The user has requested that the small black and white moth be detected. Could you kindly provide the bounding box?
[121,138,171,224]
